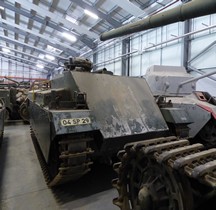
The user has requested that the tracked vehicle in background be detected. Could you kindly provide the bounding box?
[0,98,5,147]
[100,0,216,209]
[0,77,29,121]
[145,65,216,147]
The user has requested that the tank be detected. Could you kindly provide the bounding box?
[112,66,216,210]
[28,57,170,187]
[144,65,216,146]
[0,77,29,121]
[99,0,216,209]
[100,0,216,41]
[0,98,6,147]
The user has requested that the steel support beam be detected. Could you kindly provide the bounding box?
[70,0,121,28]
[0,18,79,56]
[121,38,130,76]
[110,0,144,18]
[183,19,190,69]
[14,0,98,39]
[0,1,95,49]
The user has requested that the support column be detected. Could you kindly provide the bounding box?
[183,19,190,70]
[121,38,130,76]
[93,52,97,71]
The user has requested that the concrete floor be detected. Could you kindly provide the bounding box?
[0,121,119,210]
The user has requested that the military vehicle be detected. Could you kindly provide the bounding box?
[99,0,216,209]
[145,65,216,147]
[0,77,29,121]
[0,98,5,147]
[28,57,172,187]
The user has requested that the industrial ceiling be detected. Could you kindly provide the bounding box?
[0,0,176,72]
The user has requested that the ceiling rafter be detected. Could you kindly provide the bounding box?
[0,44,58,67]
[0,55,47,74]
[0,0,173,75]
[14,1,20,55]
[0,1,96,50]
[0,5,9,46]
[14,0,98,39]
[0,18,79,56]
[110,0,144,18]
[0,34,66,60]
[49,0,60,13]
[0,51,50,71]
[70,0,121,28]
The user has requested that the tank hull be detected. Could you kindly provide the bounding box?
[28,68,170,186]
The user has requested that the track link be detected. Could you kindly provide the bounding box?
[30,126,94,187]
[113,136,216,210]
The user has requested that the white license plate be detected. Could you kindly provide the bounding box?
[61,117,91,126]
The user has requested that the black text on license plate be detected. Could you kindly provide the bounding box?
[61,117,91,126]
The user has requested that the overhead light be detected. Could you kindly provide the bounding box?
[46,45,62,55]
[36,64,44,69]
[38,54,45,59]
[0,6,4,10]
[150,2,158,8]
[62,32,77,42]
[65,15,78,25]
[45,54,55,61]
[2,48,11,53]
[84,9,99,20]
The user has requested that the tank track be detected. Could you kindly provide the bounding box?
[30,126,94,187]
[113,136,216,210]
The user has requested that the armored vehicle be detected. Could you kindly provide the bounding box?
[0,98,6,147]
[28,57,171,187]
[0,77,29,121]
[100,0,216,209]
[145,65,216,147]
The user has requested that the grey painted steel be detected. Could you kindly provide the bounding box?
[180,70,216,86]
[100,0,216,41]
[169,95,212,138]
[183,20,190,68]
[188,66,216,82]
[145,65,195,96]
[144,65,216,138]
[160,108,192,124]
[121,38,130,76]
[188,40,216,63]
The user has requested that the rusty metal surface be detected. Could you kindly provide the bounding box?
[70,71,168,139]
